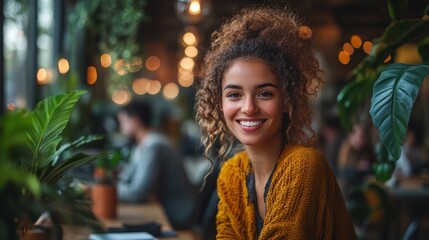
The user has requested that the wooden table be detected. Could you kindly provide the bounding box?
[63,203,197,240]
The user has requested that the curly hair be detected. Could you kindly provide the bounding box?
[195,6,324,163]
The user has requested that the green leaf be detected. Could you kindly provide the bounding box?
[40,152,107,184]
[370,64,429,160]
[369,19,429,67]
[53,135,104,165]
[387,0,408,20]
[373,161,396,182]
[337,71,376,131]
[25,90,86,171]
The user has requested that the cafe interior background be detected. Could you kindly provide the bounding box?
[1,0,429,239]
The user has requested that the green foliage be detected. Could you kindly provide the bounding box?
[387,0,408,20]
[337,2,429,181]
[25,90,86,171]
[370,64,429,160]
[0,90,106,239]
[68,0,147,59]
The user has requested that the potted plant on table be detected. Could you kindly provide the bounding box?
[91,150,123,219]
[1,90,107,240]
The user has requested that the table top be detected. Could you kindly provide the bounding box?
[387,176,429,199]
[63,202,196,240]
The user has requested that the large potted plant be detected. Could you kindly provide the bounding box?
[337,1,429,181]
[1,90,106,239]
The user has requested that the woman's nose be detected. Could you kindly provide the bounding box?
[241,97,259,114]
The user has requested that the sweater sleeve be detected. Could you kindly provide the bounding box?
[216,162,241,239]
[216,156,255,239]
[118,144,161,202]
[260,148,357,240]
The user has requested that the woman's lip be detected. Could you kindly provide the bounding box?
[236,119,265,132]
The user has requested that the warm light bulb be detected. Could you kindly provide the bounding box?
[188,1,201,15]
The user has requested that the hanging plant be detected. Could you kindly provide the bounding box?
[68,0,147,59]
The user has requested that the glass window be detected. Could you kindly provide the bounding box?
[4,0,30,109]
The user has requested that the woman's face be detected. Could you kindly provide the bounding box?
[221,58,284,147]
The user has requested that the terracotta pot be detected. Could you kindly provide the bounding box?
[20,228,48,240]
[91,184,117,219]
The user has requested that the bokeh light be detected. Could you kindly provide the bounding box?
[147,80,162,95]
[145,56,161,71]
[37,68,48,84]
[114,59,128,75]
[87,66,97,85]
[132,78,150,95]
[363,41,373,54]
[338,51,350,65]
[184,46,198,58]
[100,53,112,68]
[351,35,362,48]
[343,43,354,55]
[188,0,201,15]
[112,89,132,105]
[163,82,180,100]
[58,58,70,74]
[183,32,197,46]
[178,71,194,87]
[180,57,195,70]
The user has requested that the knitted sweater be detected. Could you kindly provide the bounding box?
[216,144,358,239]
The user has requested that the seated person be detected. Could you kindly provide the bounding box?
[117,101,197,229]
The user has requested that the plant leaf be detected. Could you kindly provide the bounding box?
[53,135,105,165]
[387,0,408,20]
[370,64,429,160]
[40,152,107,184]
[25,90,86,172]
[369,19,429,66]
[337,70,376,131]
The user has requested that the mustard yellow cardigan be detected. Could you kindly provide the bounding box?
[216,144,358,239]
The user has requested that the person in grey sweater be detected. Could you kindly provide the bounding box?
[117,101,198,229]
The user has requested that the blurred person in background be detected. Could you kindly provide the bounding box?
[337,122,376,198]
[117,100,198,229]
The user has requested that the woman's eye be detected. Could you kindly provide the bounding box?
[226,93,241,99]
[257,91,273,98]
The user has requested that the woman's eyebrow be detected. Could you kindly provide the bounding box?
[223,84,242,90]
[223,82,278,90]
[256,83,278,89]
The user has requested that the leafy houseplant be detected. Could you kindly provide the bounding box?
[337,1,429,181]
[1,90,106,239]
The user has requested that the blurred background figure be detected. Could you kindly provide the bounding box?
[116,100,198,229]
[337,121,376,199]
[319,114,346,175]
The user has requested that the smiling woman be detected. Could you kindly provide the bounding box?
[195,6,358,239]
